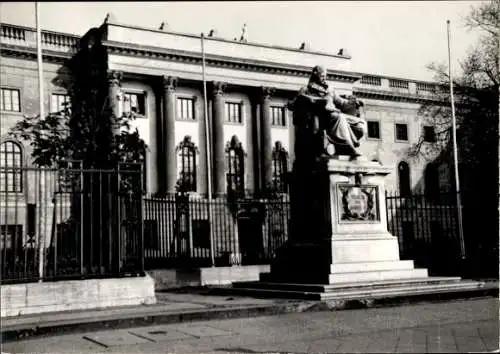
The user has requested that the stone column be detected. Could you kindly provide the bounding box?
[260,87,274,192]
[163,76,178,194]
[108,70,123,135]
[212,82,226,196]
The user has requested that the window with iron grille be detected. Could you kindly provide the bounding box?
[425,162,440,200]
[176,97,195,120]
[367,121,381,139]
[423,126,436,142]
[225,102,242,124]
[0,225,23,249]
[1,88,20,112]
[272,141,289,193]
[398,161,411,197]
[226,136,245,194]
[0,141,23,193]
[395,123,408,141]
[50,93,71,114]
[271,106,286,127]
[176,136,197,192]
[123,92,146,116]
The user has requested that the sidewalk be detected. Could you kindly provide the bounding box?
[2,297,498,353]
[1,281,498,343]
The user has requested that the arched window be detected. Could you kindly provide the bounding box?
[0,141,23,193]
[398,161,411,197]
[225,136,245,195]
[272,141,289,193]
[176,136,197,192]
[425,162,440,200]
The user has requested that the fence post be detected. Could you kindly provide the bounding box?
[139,163,145,275]
[37,168,46,282]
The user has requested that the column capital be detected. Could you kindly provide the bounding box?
[212,81,226,97]
[162,76,178,92]
[261,86,275,100]
[108,70,123,86]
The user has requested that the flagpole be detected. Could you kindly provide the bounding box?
[201,32,215,267]
[35,1,46,281]
[447,20,466,259]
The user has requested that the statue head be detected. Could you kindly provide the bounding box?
[310,65,328,87]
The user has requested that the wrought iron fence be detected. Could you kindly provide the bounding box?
[386,190,465,275]
[0,164,144,285]
[143,194,291,269]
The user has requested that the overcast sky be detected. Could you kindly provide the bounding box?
[0,1,484,81]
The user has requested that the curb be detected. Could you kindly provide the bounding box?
[1,286,497,343]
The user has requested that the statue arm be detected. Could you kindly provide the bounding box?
[332,91,349,110]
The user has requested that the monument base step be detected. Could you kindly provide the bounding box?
[331,260,415,273]
[329,268,429,283]
[220,277,487,301]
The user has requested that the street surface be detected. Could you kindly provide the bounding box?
[2,298,499,353]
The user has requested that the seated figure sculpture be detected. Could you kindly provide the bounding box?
[289,65,367,160]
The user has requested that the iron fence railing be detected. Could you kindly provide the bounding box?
[4,165,493,283]
[143,194,290,269]
[386,190,464,275]
[0,165,144,285]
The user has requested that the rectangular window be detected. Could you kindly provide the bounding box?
[123,92,146,116]
[423,126,436,143]
[225,102,242,124]
[176,97,195,120]
[270,106,286,127]
[0,88,20,112]
[367,121,381,139]
[50,93,71,114]
[192,219,210,249]
[144,220,159,249]
[395,123,408,141]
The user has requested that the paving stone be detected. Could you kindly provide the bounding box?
[335,334,375,353]
[83,329,152,347]
[361,332,399,353]
[426,333,459,353]
[128,325,195,342]
[453,330,488,353]
[306,338,344,353]
[395,329,428,353]
[174,324,236,338]
[477,325,500,351]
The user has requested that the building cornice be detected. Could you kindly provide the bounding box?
[0,44,72,64]
[102,40,361,83]
[353,87,443,104]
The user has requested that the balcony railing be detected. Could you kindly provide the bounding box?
[0,23,79,54]
[360,75,382,86]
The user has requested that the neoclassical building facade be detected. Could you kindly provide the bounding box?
[0,18,450,200]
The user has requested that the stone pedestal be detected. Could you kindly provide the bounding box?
[267,156,429,284]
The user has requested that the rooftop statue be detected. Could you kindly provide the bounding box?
[288,65,367,161]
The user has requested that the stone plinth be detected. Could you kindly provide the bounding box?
[1,275,156,318]
[268,156,429,284]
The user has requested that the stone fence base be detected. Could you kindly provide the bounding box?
[1,275,156,318]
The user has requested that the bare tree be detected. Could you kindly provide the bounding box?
[408,0,498,184]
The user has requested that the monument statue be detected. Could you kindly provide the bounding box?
[288,65,367,161]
